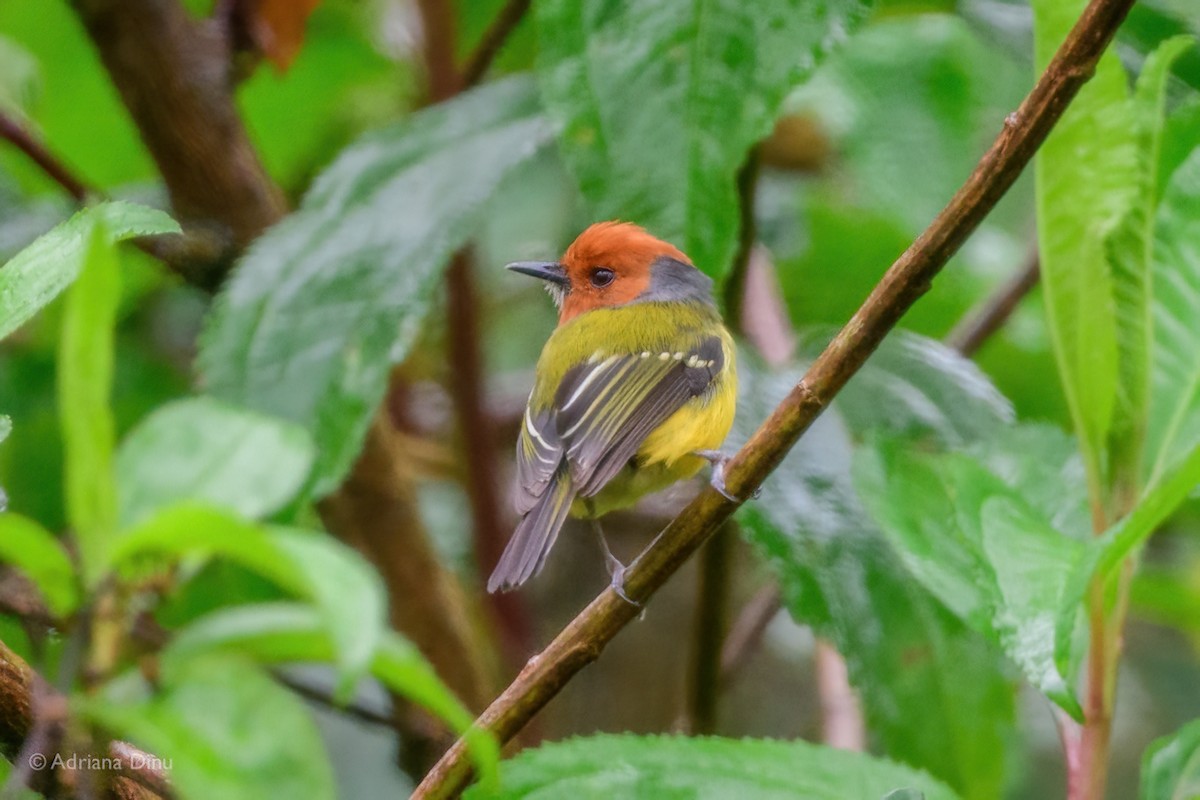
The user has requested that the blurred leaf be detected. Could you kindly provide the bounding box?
[83,656,335,800]
[116,397,315,528]
[247,0,321,72]
[0,201,178,341]
[0,33,38,115]
[1159,98,1200,198]
[0,512,77,616]
[735,362,1012,798]
[1056,444,1200,675]
[57,223,119,585]
[0,415,9,443]
[1032,0,1136,492]
[462,735,960,800]
[1105,36,1193,479]
[1140,718,1200,800]
[855,439,1083,718]
[200,76,554,494]
[266,527,385,699]
[164,603,499,789]
[107,504,307,595]
[1146,148,1200,488]
[801,329,1014,446]
[534,0,871,277]
[884,792,928,800]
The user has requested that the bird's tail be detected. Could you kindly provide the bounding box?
[488,466,574,593]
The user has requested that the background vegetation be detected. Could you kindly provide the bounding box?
[0,0,1197,798]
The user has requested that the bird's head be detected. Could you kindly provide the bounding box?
[507,221,714,324]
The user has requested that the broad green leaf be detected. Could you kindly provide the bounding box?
[58,223,119,585]
[1146,148,1200,488]
[0,202,179,341]
[1140,718,1200,800]
[855,438,1083,718]
[801,329,1013,447]
[462,735,960,800]
[265,527,385,699]
[164,603,498,790]
[107,504,307,595]
[0,513,77,616]
[116,397,315,528]
[534,0,870,278]
[82,656,335,800]
[1105,36,1194,481]
[1055,444,1200,675]
[200,76,554,494]
[1033,0,1136,493]
[736,362,1012,798]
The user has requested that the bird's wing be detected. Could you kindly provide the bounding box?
[514,402,564,515]
[554,335,725,497]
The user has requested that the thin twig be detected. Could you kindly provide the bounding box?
[461,0,532,88]
[814,640,865,750]
[945,250,1041,356]
[684,521,735,734]
[0,112,91,202]
[717,583,782,683]
[412,0,1137,794]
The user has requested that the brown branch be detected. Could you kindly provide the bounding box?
[0,113,91,202]
[945,250,1041,356]
[717,583,782,683]
[70,0,287,289]
[461,0,532,88]
[413,0,1137,793]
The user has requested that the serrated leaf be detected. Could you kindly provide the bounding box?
[1140,718,1200,800]
[265,528,385,699]
[163,603,498,790]
[1033,0,1136,491]
[801,329,1014,447]
[534,0,871,278]
[462,735,960,800]
[200,76,554,494]
[735,362,1012,798]
[1105,36,1194,480]
[116,397,315,528]
[81,656,335,800]
[1146,148,1200,488]
[0,202,179,341]
[855,438,1084,718]
[58,223,119,585]
[0,513,78,616]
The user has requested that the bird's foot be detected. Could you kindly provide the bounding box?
[593,520,642,607]
[693,449,758,502]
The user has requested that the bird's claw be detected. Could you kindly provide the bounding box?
[693,449,755,502]
[595,521,642,607]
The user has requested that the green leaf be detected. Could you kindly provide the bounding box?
[0,202,179,341]
[116,397,315,528]
[200,76,554,494]
[1032,0,1137,493]
[1146,148,1200,488]
[107,504,307,595]
[1140,718,1200,800]
[0,415,9,444]
[81,656,335,800]
[534,0,870,278]
[1105,36,1194,480]
[462,735,960,800]
[0,512,78,616]
[735,362,1012,798]
[163,603,498,790]
[265,527,385,699]
[58,222,119,585]
[0,34,38,115]
[802,329,1014,447]
[855,438,1084,718]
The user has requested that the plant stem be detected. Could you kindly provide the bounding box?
[412,0,1137,793]
[685,521,735,734]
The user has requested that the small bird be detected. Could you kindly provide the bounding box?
[488,221,738,596]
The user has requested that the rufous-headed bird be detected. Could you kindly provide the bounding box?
[488,221,738,596]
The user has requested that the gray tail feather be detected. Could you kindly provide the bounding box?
[488,468,574,593]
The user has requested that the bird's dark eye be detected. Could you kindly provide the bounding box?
[590,267,615,288]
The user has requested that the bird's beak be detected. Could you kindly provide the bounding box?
[506,261,567,286]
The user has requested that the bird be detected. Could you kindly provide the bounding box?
[488,221,738,597]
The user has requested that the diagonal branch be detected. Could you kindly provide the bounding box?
[0,113,91,202]
[412,0,1138,794]
[945,250,1041,356]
